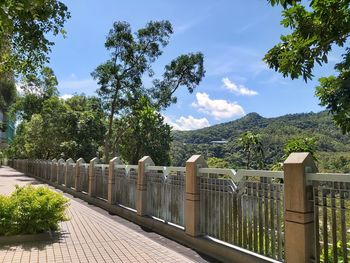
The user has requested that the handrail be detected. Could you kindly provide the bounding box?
[116,164,138,170]
[237,169,284,179]
[198,168,239,181]
[306,172,350,183]
[115,164,138,176]
[94,164,109,168]
[147,166,185,172]
[198,168,284,182]
[146,166,185,177]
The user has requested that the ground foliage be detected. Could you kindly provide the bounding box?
[0,185,69,236]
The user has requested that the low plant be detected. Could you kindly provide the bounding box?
[0,185,69,236]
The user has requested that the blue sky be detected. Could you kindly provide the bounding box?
[50,0,342,130]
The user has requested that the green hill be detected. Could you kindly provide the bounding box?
[170,111,350,172]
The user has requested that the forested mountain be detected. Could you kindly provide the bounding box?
[170,111,350,172]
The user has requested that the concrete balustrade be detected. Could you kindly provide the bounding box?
[10,152,323,263]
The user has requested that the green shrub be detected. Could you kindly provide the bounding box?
[0,185,69,236]
[0,195,14,235]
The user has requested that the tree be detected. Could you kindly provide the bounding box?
[239,131,264,169]
[283,136,317,160]
[92,20,205,161]
[116,97,171,165]
[0,73,16,131]
[207,157,231,169]
[265,0,350,133]
[8,95,106,161]
[11,67,59,121]
[0,75,16,113]
[62,95,106,160]
[0,0,70,76]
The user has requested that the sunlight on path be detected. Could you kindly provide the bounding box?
[0,167,205,263]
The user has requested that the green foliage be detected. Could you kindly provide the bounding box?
[171,111,350,172]
[283,136,317,160]
[8,95,106,161]
[265,0,350,133]
[92,20,204,161]
[117,97,171,165]
[320,240,350,263]
[316,63,350,133]
[0,75,16,113]
[0,185,69,236]
[239,131,264,169]
[207,157,231,169]
[11,67,59,121]
[318,152,350,173]
[151,53,205,109]
[0,0,70,76]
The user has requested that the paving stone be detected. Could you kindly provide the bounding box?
[0,167,215,263]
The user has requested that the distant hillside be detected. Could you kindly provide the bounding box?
[170,111,350,172]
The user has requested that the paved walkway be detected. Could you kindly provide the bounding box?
[0,167,214,263]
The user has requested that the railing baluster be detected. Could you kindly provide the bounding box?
[322,188,329,262]
[270,183,275,258]
[340,182,348,263]
[253,182,258,253]
[330,182,338,263]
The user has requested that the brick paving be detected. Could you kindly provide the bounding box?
[0,166,214,263]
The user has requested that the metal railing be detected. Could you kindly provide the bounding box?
[199,168,284,261]
[94,164,109,200]
[79,163,89,193]
[115,164,138,210]
[307,172,350,263]
[66,163,76,189]
[146,166,186,227]
[57,160,65,185]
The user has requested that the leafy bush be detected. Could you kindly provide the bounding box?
[0,185,69,236]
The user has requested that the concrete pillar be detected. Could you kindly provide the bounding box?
[185,155,207,237]
[75,158,85,191]
[284,152,318,263]
[108,157,122,205]
[137,156,154,216]
[88,157,99,197]
[64,158,74,186]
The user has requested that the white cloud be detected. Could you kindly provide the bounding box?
[163,115,210,131]
[60,94,73,100]
[192,92,245,120]
[222,77,258,96]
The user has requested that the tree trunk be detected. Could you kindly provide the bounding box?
[104,96,117,162]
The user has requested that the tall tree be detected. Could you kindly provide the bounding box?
[283,136,317,160]
[92,20,205,161]
[0,0,70,76]
[12,67,59,121]
[239,131,264,169]
[265,0,350,133]
[0,73,16,117]
[116,97,171,165]
[8,95,106,161]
